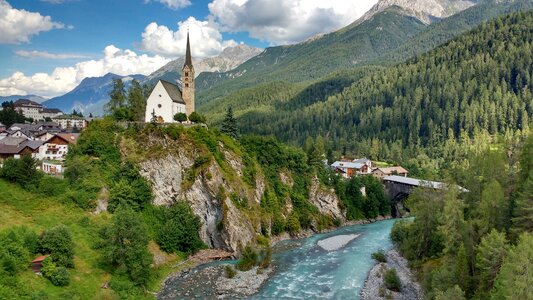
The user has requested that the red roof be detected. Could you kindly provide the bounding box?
[32,255,48,263]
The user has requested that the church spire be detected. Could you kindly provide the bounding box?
[183,30,193,70]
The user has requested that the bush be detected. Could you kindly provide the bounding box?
[174,112,188,123]
[225,265,237,278]
[384,269,402,292]
[236,246,258,271]
[0,156,41,189]
[189,112,206,124]
[372,250,387,263]
[39,225,74,268]
[48,267,70,286]
[154,202,205,254]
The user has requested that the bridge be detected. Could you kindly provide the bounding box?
[383,175,468,217]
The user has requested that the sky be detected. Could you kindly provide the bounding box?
[0,0,378,98]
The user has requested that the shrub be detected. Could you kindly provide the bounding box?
[174,112,188,123]
[286,213,301,234]
[225,265,237,278]
[48,267,70,286]
[39,225,74,268]
[189,112,206,124]
[236,246,258,271]
[154,202,205,254]
[372,250,388,263]
[384,269,402,292]
[0,156,41,189]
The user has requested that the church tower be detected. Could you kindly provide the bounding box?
[182,31,195,115]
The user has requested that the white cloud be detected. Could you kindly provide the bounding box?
[15,50,89,59]
[208,0,378,44]
[145,0,191,9]
[0,0,65,44]
[0,46,170,98]
[141,16,237,58]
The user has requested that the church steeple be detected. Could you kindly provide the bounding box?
[183,30,193,70]
[181,30,195,116]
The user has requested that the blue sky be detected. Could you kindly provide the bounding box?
[0,0,377,97]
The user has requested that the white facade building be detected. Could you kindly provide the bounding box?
[144,80,186,123]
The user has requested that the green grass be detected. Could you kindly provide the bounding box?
[0,179,184,299]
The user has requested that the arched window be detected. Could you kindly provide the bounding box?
[185,72,189,76]
[185,83,189,87]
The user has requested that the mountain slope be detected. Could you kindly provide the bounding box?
[42,73,145,116]
[142,44,262,86]
[196,8,427,104]
[235,10,533,159]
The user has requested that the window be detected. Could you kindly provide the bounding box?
[185,72,188,76]
[159,94,161,97]
[185,83,189,87]
[158,104,162,108]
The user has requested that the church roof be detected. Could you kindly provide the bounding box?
[159,80,185,104]
[183,31,193,70]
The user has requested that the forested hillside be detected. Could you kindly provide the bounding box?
[196,7,426,103]
[230,10,533,168]
[390,126,533,299]
[196,0,531,105]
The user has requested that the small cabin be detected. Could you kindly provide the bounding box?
[31,255,48,273]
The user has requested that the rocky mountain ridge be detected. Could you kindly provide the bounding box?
[142,44,263,86]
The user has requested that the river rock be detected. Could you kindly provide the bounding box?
[361,249,422,300]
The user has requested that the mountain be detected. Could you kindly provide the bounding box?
[142,44,263,86]
[356,0,479,25]
[196,7,428,104]
[233,10,533,160]
[195,0,528,106]
[0,94,47,104]
[42,73,145,116]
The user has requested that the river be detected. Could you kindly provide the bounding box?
[159,219,398,299]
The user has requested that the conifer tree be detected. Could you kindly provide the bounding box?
[221,106,238,139]
[476,229,507,294]
[127,80,146,122]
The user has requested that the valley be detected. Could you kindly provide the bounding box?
[1,0,533,299]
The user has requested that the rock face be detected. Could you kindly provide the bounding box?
[308,176,345,221]
[137,139,257,254]
[135,135,345,254]
[358,0,478,24]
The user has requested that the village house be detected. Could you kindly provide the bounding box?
[331,157,374,178]
[13,99,63,121]
[38,133,79,161]
[52,114,87,130]
[373,166,409,179]
[145,32,195,123]
[0,137,44,161]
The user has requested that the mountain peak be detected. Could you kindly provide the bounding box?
[358,0,479,24]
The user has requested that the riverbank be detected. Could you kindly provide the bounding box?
[157,216,395,298]
[361,249,422,300]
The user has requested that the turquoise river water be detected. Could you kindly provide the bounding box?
[160,219,398,299]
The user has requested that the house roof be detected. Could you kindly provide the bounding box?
[159,80,185,104]
[383,175,469,192]
[331,161,365,169]
[374,166,408,174]
[0,144,31,155]
[46,133,79,145]
[9,123,31,131]
[23,140,44,150]
[14,99,42,108]
[0,137,27,146]
[32,255,48,263]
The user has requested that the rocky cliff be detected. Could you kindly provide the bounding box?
[128,129,344,255]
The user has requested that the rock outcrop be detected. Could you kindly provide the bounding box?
[308,175,345,221]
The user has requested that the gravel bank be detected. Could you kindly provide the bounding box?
[361,249,422,300]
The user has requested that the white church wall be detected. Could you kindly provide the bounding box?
[144,81,185,123]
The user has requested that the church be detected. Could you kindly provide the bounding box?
[144,32,195,123]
